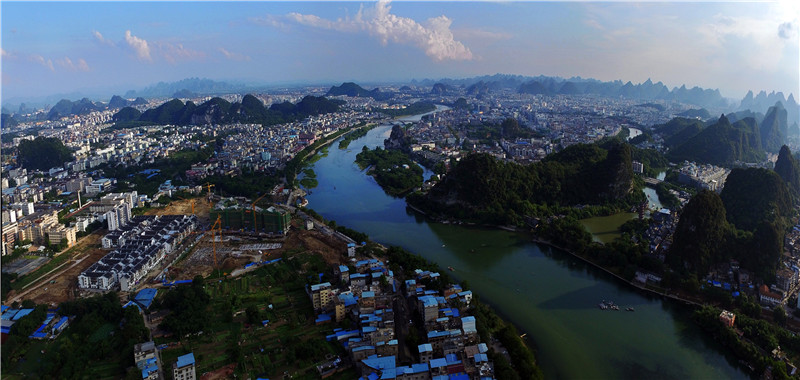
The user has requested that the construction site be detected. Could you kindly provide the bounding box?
[6,197,352,306]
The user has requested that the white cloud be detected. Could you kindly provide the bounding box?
[277,0,472,62]
[699,11,795,72]
[56,56,90,72]
[155,42,204,64]
[219,48,251,62]
[31,55,54,71]
[125,30,151,61]
[249,15,286,29]
[92,30,115,46]
[77,58,90,71]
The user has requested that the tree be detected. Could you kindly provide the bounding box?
[246,305,261,324]
[774,305,787,326]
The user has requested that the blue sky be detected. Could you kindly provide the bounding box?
[1,1,798,103]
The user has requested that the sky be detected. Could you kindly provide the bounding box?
[1,1,798,104]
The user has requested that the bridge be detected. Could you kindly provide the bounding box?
[643,177,662,187]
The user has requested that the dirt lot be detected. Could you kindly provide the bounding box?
[7,208,350,305]
[167,226,349,281]
[7,232,108,306]
[145,198,213,222]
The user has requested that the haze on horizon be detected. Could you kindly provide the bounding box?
[1,1,798,104]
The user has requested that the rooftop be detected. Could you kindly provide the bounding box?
[175,352,195,368]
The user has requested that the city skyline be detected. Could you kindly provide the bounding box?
[2,1,798,103]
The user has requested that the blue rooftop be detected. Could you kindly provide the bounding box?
[411,363,430,373]
[176,353,195,368]
[418,343,433,353]
[134,288,158,309]
[12,308,34,321]
[362,355,396,371]
[430,358,448,368]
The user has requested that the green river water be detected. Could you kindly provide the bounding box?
[302,112,746,379]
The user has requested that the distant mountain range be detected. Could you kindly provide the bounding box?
[124,77,248,99]
[738,90,799,126]
[4,74,797,128]
[112,94,343,127]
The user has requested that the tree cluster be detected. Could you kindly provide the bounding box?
[670,166,793,282]
[158,276,211,336]
[413,142,640,225]
[356,146,424,196]
[16,136,74,171]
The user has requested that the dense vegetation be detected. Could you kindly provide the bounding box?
[720,168,792,231]
[379,102,436,117]
[669,167,793,282]
[668,190,729,274]
[694,305,794,379]
[654,182,681,209]
[411,142,640,225]
[356,146,424,196]
[158,276,211,336]
[667,115,765,165]
[774,145,800,197]
[630,146,669,177]
[2,294,149,378]
[338,122,372,149]
[655,117,705,149]
[17,136,74,171]
[112,94,343,127]
[100,145,215,196]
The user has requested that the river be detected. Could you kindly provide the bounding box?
[302,112,746,379]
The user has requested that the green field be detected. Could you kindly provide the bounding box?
[158,252,349,379]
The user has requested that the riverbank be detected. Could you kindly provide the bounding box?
[286,121,378,187]
[407,198,699,306]
[301,119,747,378]
[528,236,703,307]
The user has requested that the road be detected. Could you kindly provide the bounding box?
[8,256,88,304]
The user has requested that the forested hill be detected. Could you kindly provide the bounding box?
[410,142,639,225]
[666,114,765,165]
[669,167,793,282]
[112,94,344,126]
[326,82,391,101]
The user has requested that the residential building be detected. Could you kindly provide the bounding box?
[311,282,333,311]
[173,352,196,380]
